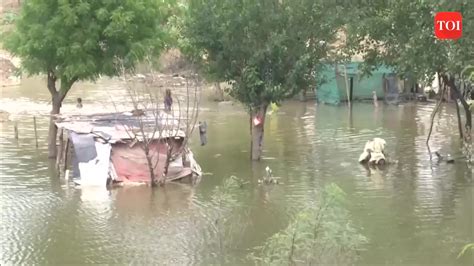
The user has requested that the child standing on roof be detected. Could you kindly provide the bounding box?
[164,89,172,112]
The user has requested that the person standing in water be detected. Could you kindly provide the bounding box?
[164,89,172,112]
[372,91,379,107]
[198,121,207,146]
[76,98,83,109]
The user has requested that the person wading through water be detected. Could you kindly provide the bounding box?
[164,89,173,112]
[372,91,379,107]
[76,98,83,109]
[198,121,207,146]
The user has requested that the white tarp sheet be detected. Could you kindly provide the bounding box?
[74,141,111,186]
[358,138,387,164]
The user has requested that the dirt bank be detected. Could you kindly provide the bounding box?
[0,50,20,87]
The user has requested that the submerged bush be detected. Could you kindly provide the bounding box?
[457,243,474,259]
[250,183,368,265]
[204,176,249,265]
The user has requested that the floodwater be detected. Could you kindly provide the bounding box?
[1,78,473,265]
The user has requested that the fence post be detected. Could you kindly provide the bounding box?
[62,133,70,175]
[33,116,39,148]
[14,121,19,140]
[56,128,64,173]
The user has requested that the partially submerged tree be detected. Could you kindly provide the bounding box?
[249,183,368,265]
[345,0,473,160]
[207,176,248,264]
[3,0,172,158]
[183,0,343,160]
[115,62,200,187]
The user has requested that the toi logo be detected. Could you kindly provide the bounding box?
[434,12,462,40]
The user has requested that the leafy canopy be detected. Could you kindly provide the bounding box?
[3,0,173,84]
[183,0,343,110]
[345,0,474,82]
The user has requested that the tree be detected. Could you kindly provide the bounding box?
[167,1,226,102]
[115,62,200,187]
[249,184,368,265]
[3,0,172,158]
[344,0,473,159]
[183,0,343,160]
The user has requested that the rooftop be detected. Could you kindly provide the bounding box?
[55,110,188,142]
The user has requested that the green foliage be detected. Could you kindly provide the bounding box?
[463,66,474,83]
[211,175,242,209]
[165,0,187,49]
[207,176,248,265]
[345,0,474,83]
[250,183,368,265]
[3,0,172,87]
[457,243,474,259]
[1,11,18,25]
[183,0,343,110]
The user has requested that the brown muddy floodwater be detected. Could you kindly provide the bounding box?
[1,78,473,265]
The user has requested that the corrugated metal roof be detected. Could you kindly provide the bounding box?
[55,111,187,142]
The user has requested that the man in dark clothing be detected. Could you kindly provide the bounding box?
[199,121,207,146]
[76,98,83,109]
[164,89,172,112]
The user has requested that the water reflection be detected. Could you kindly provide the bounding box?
[111,183,195,218]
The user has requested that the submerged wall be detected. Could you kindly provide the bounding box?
[317,62,396,104]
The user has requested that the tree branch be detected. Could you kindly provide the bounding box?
[58,76,79,102]
[426,73,446,148]
[451,85,472,132]
[47,70,57,96]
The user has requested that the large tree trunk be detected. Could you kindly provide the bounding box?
[47,73,76,159]
[450,77,473,163]
[144,145,157,187]
[162,144,174,186]
[48,96,62,158]
[427,73,446,147]
[215,82,224,102]
[250,105,268,161]
[448,76,472,133]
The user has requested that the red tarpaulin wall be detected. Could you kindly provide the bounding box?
[111,140,168,183]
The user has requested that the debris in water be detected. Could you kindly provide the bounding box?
[358,138,388,166]
[258,166,281,185]
[435,151,455,164]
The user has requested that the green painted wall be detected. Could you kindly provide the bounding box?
[317,64,341,104]
[317,62,395,104]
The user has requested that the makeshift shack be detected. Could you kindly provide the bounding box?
[317,62,407,104]
[55,110,202,187]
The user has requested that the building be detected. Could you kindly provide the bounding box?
[316,62,412,105]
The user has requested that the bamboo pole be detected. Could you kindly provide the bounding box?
[33,116,39,148]
[13,121,19,140]
[62,134,70,175]
[56,128,64,173]
[343,65,351,105]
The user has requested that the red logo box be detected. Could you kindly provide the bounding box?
[435,12,462,40]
